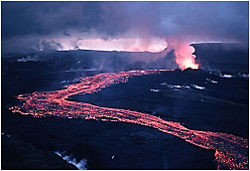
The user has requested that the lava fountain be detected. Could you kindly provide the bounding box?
[173,42,199,70]
[10,69,248,170]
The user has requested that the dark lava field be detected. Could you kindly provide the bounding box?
[1,43,249,169]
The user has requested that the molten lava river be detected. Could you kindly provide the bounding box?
[9,69,248,170]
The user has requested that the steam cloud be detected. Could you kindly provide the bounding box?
[2,1,249,69]
[55,151,87,170]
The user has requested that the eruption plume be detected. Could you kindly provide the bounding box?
[169,41,199,70]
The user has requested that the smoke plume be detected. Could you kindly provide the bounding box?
[2,1,249,69]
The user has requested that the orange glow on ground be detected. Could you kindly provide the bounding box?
[9,69,248,170]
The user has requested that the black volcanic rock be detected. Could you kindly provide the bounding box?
[1,134,77,170]
[183,68,203,72]
[2,47,178,73]
[1,44,248,170]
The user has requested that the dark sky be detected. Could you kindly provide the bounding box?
[1,1,249,54]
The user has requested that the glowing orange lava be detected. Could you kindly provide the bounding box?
[174,43,199,70]
[9,69,248,170]
[180,57,199,69]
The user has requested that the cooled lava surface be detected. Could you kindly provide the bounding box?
[10,69,248,170]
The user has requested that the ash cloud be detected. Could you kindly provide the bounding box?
[2,1,249,55]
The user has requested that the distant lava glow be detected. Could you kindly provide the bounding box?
[10,69,248,170]
[44,36,168,53]
[174,44,199,70]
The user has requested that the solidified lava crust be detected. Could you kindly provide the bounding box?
[9,69,248,170]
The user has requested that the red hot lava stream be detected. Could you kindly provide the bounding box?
[9,69,248,169]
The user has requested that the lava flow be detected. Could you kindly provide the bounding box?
[10,69,248,170]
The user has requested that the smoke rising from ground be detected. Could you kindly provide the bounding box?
[2,2,249,68]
